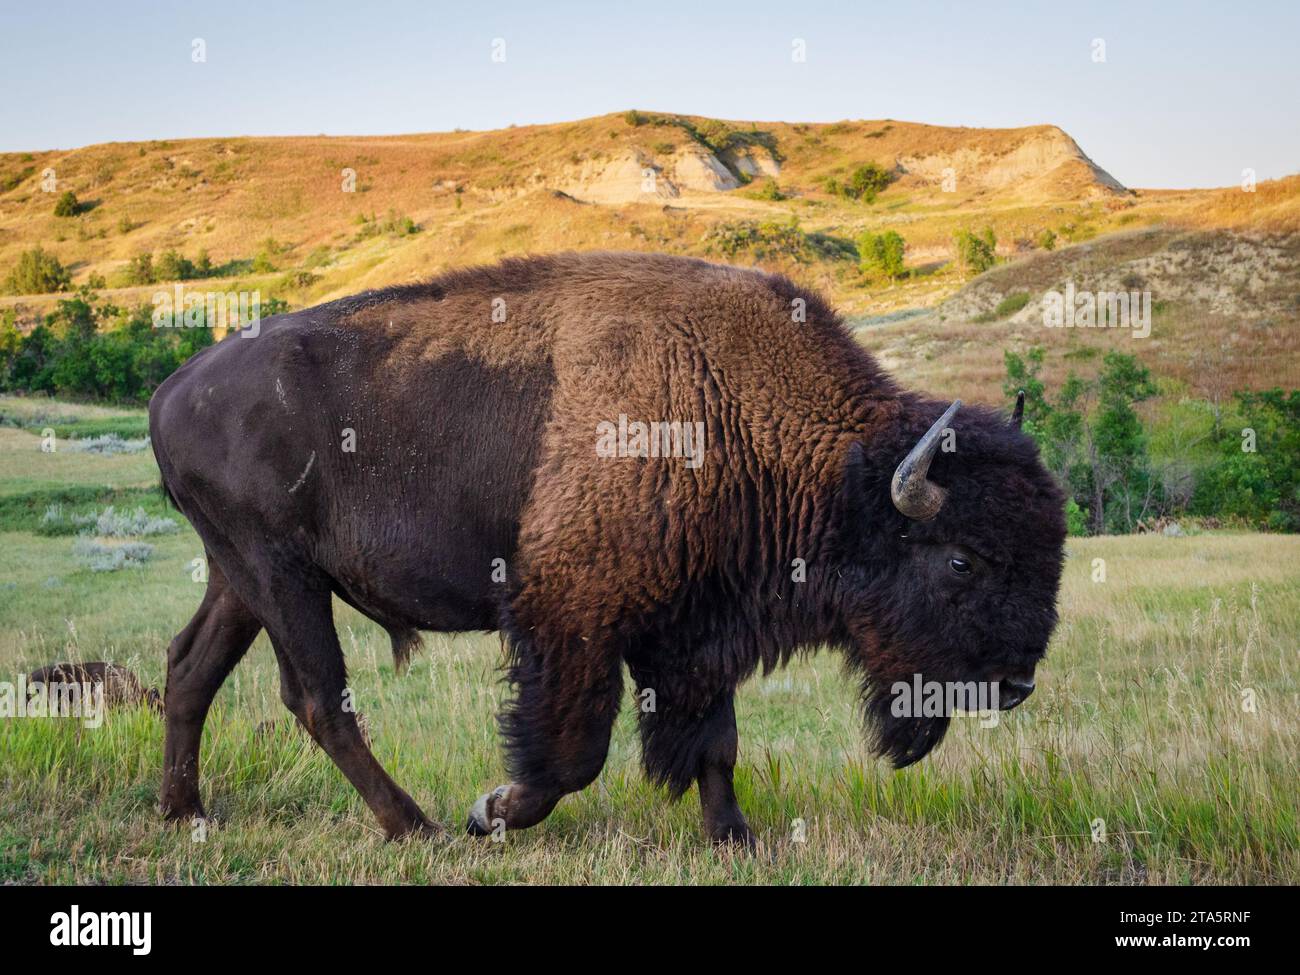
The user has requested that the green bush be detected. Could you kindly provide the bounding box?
[154,249,195,281]
[1005,346,1297,533]
[977,291,1031,321]
[953,228,997,276]
[53,191,81,217]
[705,217,855,264]
[825,162,894,203]
[1191,390,1299,530]
[4,246,72,294]
[121,253,155,285]
[1064,498,1088,536]
[747,179,787,202]
[858,230,906,280]
[0,288,243,403]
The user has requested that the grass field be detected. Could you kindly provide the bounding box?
[0,400,1296,884]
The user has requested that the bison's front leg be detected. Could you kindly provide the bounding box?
[632,670,755,848]
[467,636,623,836]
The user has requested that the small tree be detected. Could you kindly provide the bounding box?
[858,230,906,281]
[953,227,997,276]
[1037,228,1057,251]
[123,253,155,285]
[53,190,81,217]
[155,249,195,281]
[1003,346,1162,534]
[4,246,72,294]
[827,163,894,203]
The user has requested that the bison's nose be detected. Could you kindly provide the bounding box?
[997,673,1036,711]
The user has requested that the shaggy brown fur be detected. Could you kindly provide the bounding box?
[149,251,1065,845]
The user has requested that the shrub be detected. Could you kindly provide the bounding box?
[953,228,997,276]
[4,246,72,294]
[826,163,894,203]
[304,246,332,269]
[73,537,154,571]
[279,270,319,290]
[977,291,1031,321]
[1064,497,1088,536]
[0,290,229,402]
[122,253,155,285]
[67,434,151,455]
[1038,228,1057,251]
[0,165,35,193]
[748,179,787,202]
[77,505,178,537]
[705,218,855,264]
[1191,390,1299,530]
[53,191,81,217]
[858,230,906,280]
[154,249,195,281]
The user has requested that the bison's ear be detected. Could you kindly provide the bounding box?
[1011,389,1025,428]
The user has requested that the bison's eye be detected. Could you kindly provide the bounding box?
[949,557,972,575]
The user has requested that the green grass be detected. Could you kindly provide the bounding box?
[974,290,1031,322]
[0,394,150,440]
[0,401,1296,884]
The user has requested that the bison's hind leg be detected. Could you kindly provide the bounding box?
[258,578,441,841]
[160,559,262,823]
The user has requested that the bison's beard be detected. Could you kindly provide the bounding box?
[863,681,952,769]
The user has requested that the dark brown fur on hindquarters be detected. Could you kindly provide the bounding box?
[150,251,1066,844]
[28,661,164,714]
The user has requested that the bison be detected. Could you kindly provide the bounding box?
[28,661,163,714]
[149,252,1065,845]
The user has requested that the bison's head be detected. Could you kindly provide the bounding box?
[837,393,1066,767]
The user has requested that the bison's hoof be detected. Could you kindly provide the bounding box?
[160,801,206,825]
[394,818,449,842]
[466,784,511,836]
[713,825,757,850]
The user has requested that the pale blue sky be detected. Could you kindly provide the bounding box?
[1,0,1296,188]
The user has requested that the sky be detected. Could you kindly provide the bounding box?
[1,0,1296,188]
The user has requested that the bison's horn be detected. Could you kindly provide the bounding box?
[1011,389,1025,428]
[891,400,961,521]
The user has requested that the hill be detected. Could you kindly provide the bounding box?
[1,110,1297,402]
